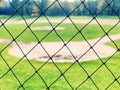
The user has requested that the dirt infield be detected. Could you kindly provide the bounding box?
[0,33,120,62]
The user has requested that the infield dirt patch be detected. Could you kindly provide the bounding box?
[0,33,118,62]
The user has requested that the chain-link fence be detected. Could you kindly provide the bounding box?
[0,0,120,90]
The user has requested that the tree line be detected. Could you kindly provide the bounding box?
[0,0,120,16]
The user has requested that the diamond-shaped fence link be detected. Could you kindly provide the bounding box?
[0,0,120,90]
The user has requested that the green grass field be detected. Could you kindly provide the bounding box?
[0,15,119,20]
[0,22,120,42]
[0,16,120,90]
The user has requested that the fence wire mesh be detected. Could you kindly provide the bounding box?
[0,0,120,90]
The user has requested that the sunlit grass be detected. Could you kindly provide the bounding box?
[0,22,120,42]
[1,15,119,19]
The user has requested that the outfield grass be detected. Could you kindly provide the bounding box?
[1,15,119,20]
[0,22,120,42]
[0,40,120,90]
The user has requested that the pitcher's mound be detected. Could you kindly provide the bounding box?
[32,26,65,31]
